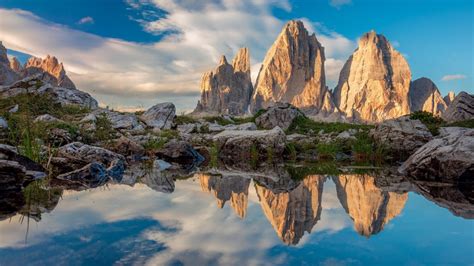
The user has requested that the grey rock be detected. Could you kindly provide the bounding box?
[141,102,175,130]
[34,114,62,123]
[370,116,433,155]
[442,92,474,122]
[156,140,204,167]
[213,127,286,162]
[93,109,142,130]
[399,127,474,182]
[409,77,447,116]
[0,116,7,129]
[8,104,18,113]
[56,142,126,171]
[255,103,305,130]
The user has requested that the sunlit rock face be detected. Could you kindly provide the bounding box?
[23,55,76,89]
[0,41,19,85]
[444,91,456,106]
[194,48,253,116]
[333,31,411,123]
[198,173,251,218]
[255,175,326,245]
[409,77,447,116]
[251,20,335,115]
[333,174,408,237]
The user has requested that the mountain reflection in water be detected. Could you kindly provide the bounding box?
[0,163,473,265]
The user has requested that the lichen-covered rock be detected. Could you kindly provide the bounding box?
[334,31,411,123]
[251,20,335,116]
[140,102,175,130]
[399,127,474,182]
[92,109,143,131]
[370,116,433,155]
[108,136,144,156]
[409,77,447,116]
[441,92,474,122]
[55,142,126,172]
[255,103,305,130]
[194,48,253,116]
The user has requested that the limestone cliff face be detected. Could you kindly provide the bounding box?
[199,174,251,218]
[194,48,253,115]
[251,20,335,115]
[0,41,19,85]
[23,55,76,89]
[333,174,408,237]
[9,57,23,72]
[255,175,326,245]
[442,92,474,122]
[334,31,411,123]
[409,77,447,116]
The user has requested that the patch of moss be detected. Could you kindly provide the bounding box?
[447,119,474,128]
[174,115,198,125]
[410,111,445,135]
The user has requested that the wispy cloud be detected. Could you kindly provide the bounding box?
[76,16,94,25]
[329,0,352,9]
[441,74,467,81]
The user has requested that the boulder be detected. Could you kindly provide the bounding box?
[0,116,7,129]
[0,76,98,109]
[370,116,433,155]
[255,103,305,130]
[213,127,286,162]
[56,159,125,187]
[442,92,474,122]
[55,142,125,172]
[0,145,46,186]
[140,102,175,130]
[399,127,474,182]
[34,114,63,123]
[108,136,144,156]
[155,140,204,167]
[93,109,143,131]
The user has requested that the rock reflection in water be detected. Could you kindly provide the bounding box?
[333,174,408,237]
[255,175,326,245]
[198,173,251,218]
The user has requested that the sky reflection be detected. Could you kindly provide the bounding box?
[0,174,472,265]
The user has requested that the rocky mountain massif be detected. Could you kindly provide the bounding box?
[194,21,469,124]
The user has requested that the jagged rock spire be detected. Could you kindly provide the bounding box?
[251,20,335,115]
[333,31,411,123]
[24,55,76,89]
[194,47,254,116]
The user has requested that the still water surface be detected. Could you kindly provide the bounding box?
[0,169,473,265]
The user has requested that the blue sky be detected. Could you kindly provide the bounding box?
[0,0,472,111]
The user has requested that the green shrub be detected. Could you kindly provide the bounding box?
[94,113,115,141]
[316,141,342,159]
[447,119,474,128]
[410,111,444,135]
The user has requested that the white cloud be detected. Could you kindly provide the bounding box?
[441,74,467,81]
[329,0,352,9]
[0,2,355,111]
[76,16,94,25]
